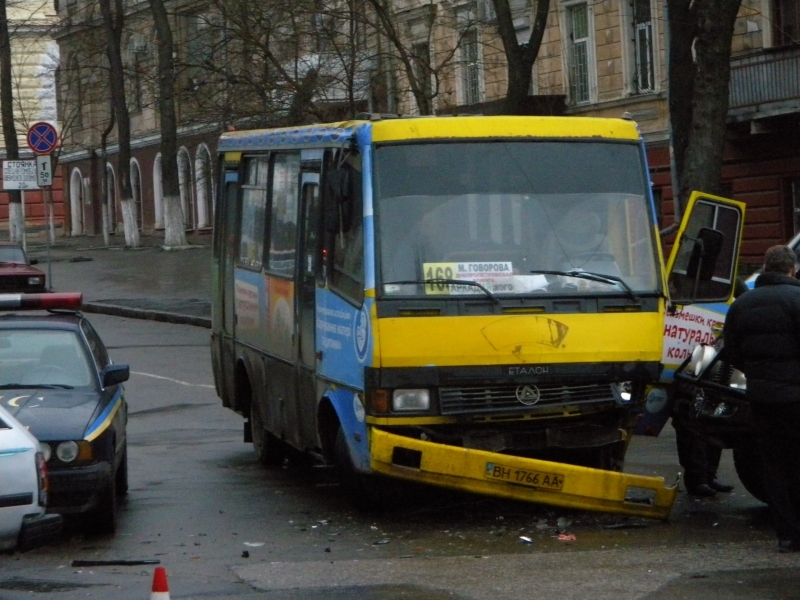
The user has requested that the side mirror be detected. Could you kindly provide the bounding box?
[686,227,724,282]
[102,364,130,387]
[30,258,38,265]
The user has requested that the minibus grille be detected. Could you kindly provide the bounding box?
[439,383,617,415]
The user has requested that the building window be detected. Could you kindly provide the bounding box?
[461,29,481,105]
[791,178,800,237]
[773,0,800,46]
[566,3,591,104]
[632,0,655,93]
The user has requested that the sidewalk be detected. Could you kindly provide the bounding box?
[25,232,213,328]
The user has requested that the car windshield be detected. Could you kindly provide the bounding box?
[374,141,659,297]
[0,246,27,263]
[0,329,94,389]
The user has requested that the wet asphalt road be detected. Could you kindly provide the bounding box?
[3,235,799,599]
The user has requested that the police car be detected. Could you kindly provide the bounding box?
[0,402,62,552]
[0,293,129,534]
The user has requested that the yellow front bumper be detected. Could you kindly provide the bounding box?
[370,429,678,520]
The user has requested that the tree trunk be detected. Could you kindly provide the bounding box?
[149,0,187,248]
[493,0,550,115]
[99,0,138,247]
[667,0,741,213]
[1,0,24,241]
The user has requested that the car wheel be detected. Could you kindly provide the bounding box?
[250,401,285,467]
[115,444,129,496]
[733,442,768,504]
[334,427,380,510]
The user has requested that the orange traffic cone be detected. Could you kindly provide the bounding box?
[150,566,170,600]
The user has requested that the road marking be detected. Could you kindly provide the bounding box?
[131,371,215,389]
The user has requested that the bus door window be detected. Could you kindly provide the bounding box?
[237,156,269,270]
[301,181,321,278]
[268,154,301,276]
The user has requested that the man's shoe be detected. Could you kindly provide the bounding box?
[686,483,717,497]
[778,540,800,553]
[709,480,734,493]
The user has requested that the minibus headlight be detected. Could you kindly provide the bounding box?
[28,276,44,286]
[392,389,430,412]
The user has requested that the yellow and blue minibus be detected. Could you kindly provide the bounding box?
[211,115,744,519]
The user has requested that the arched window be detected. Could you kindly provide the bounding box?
[69,168,84,236]
[194,144,214,229]
[130,159,143,231]
[153,154,164,229]
[177,147,194,230]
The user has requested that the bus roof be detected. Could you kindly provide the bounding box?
[217,116,640,152]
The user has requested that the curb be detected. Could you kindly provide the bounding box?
[82,301,212,329]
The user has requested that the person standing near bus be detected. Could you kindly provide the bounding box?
[724,245,800,553]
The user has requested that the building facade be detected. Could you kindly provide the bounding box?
[0,0,63,238]
[53,0,800,265]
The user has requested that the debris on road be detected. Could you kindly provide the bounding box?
[557,534,577,541]
[71,559,160,567]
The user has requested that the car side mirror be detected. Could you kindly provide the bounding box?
[29,258,38,265]
[102,364,129,387]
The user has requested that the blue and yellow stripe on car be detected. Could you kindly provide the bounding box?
[84,390,123,442]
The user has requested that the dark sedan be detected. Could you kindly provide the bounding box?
[0,293,129,534]
[0,243,46,293]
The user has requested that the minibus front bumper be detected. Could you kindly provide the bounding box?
[369,429,678,520]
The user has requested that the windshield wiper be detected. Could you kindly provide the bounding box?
[0,383,73,389]
[530,270,639,301]
[383,279,500,304]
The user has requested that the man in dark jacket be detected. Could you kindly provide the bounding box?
[724,245,800,553]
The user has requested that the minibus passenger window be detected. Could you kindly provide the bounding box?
[237,156,268,270]
[331,166,364,305]
[269,154,301,277]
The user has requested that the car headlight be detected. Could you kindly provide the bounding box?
[40,442,52,462]
[730,369,747,390]
[392,389,430,412]
[56,441,80,463]
[688,344,717,377]
[28,276,43,286]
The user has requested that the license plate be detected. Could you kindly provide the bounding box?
[484,462,565,491]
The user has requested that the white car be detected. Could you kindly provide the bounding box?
[745,231,800,285]
[0,403,62,552]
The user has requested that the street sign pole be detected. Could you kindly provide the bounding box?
[27,124,59,291]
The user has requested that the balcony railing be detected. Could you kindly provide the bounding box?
[728,45,800,117]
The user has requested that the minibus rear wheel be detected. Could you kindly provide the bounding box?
[250,399,286,467]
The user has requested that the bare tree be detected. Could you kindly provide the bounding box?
[492,0,549,114]
[149,0,186,247]
[667,0,742,215]
[99,0,138,247]
[365,0,467,115]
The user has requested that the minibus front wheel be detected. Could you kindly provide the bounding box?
[335,427,380,510]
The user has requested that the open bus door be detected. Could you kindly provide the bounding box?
[635,191,745,437]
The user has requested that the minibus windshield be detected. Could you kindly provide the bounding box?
[373,140,659,298]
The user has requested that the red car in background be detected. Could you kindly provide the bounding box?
[0,243,46,293]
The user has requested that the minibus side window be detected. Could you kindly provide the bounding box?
[268,153,301,277]
[237,156,269,270]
